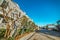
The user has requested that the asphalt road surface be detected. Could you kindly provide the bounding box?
[28,29,60,40]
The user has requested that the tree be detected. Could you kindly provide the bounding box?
[57,20,60,25]
[56,20,60,31]
[46,25,48,30]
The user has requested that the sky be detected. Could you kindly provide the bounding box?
[13,0,60,26]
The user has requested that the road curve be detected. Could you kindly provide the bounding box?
[28,29,60,40]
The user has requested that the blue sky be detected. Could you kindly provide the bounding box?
[13,0,60,26]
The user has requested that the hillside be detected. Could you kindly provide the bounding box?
[0,0,37,40]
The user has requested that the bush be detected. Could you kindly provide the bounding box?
[52,29,58,31]
[7,37,14,40]
[0,28,6,38]
[25,29,30,33]
[25,28,34,32]
[18,28,34,35]
[18,29,23,35]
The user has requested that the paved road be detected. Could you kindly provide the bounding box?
[19,32,35,40]
[28,29,60,40]
[19,29,60,40]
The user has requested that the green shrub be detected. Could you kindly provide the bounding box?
[7,37,14,40]
[0,28,6,38]
[18,29,23,35]
[18,28,34,35]
[30,28,34,32]
[25,29,30,32]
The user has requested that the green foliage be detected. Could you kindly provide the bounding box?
[57,20,60,25]
[0,14,4,18]
[18,27,34,35]
[26,27,34,32]
[0,28,6,38]
[18,29,23,35]
[25,29,30,33]
[56,20,60,31]
[46,25,48,29]
[7,37,14,40]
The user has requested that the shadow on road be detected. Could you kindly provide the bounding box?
[35,29,60,37]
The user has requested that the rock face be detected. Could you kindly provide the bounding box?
[0,0,36,39]
[0,0,27,28]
